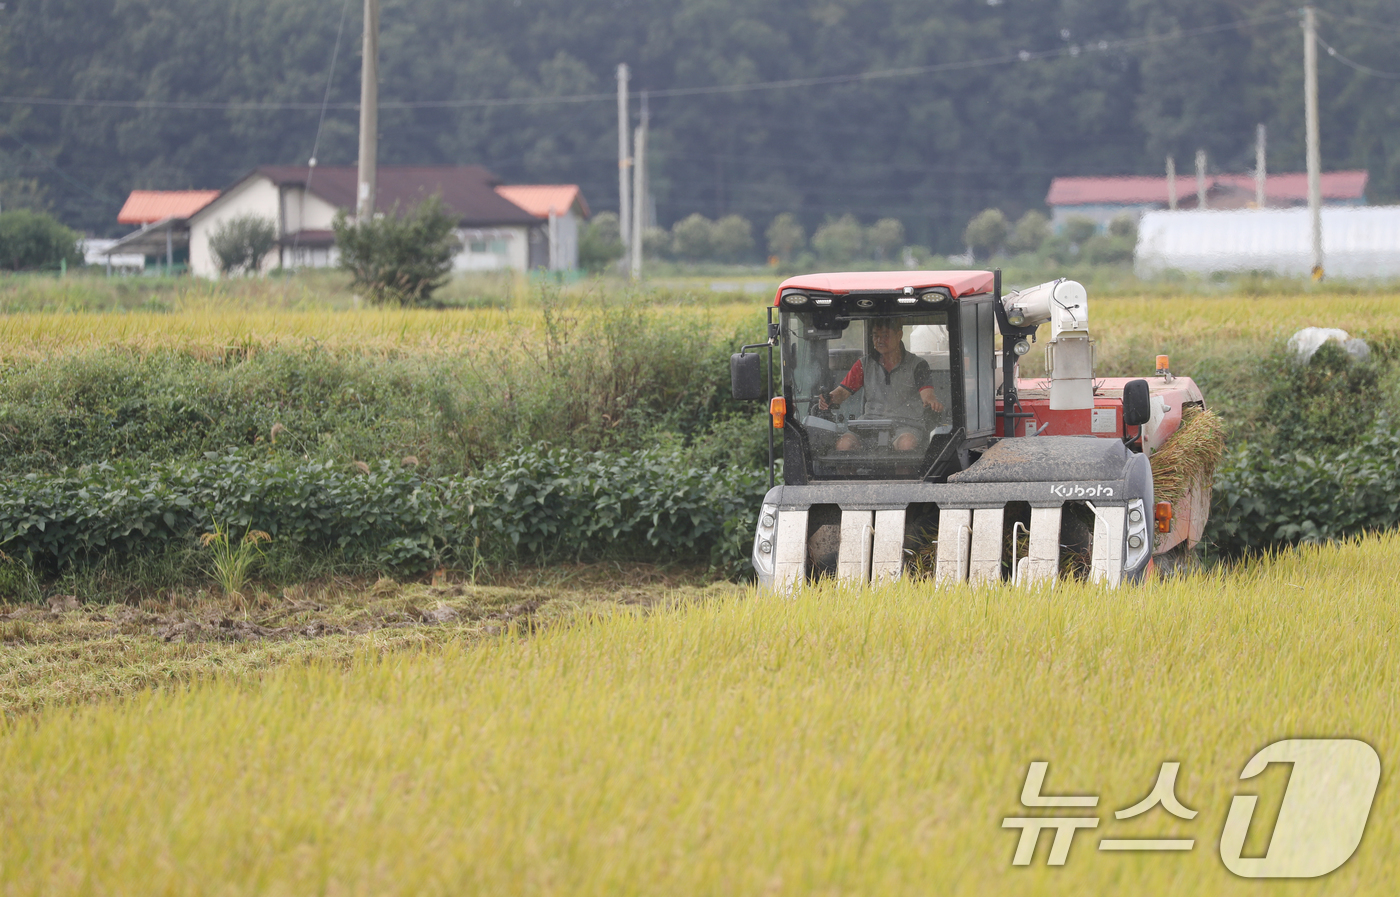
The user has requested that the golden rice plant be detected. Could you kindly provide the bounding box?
[1,533,1397,895]
[199,523,272,601]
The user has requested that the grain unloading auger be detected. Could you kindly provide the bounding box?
[730,270,1213,590]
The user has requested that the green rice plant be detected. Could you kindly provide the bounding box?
[199,522,271,600]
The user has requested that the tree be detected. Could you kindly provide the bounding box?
[641,226,671,260]
[710,215,754,262]
[1006,210,1051,255]
[578,212,624,272]
[812,215,865,265]
[208,214,277,276]
[765,213,805,261]
[963,209,1009,261]
[0,209,82,272]
[1062,216,1098,246]
[333,195,458,306]
[867,218,905,262]
[670,213,715,262]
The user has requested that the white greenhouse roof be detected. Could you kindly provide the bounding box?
[1135,206,1400,279]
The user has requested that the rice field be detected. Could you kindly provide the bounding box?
[1,534,1396,895]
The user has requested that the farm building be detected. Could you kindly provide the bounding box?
[1046,171,1368,232]
[100,190,221,272]
[494,184,590,272]
[182,166,587,278]
[1134,206,1400,279]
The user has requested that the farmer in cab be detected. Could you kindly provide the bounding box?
[816,317,944,451]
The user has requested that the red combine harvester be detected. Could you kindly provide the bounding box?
[730,270,1210,589]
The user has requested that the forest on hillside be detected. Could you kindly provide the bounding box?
[1,0,1398,249]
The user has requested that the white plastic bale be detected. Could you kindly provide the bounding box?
[871,509,906,584]
[772,509,809,592]
[968,507,1005,585]
[1089,505,1127,586]
[837,510,874,583]
[1022,507,1062,585]
[935,509,973,586]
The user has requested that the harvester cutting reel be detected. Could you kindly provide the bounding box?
[752,436,1155,591]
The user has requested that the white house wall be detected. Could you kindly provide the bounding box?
[1136,207,1400,279]
[188,176,282,278]
[453,226,530,272]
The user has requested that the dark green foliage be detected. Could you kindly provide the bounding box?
[578,212,624,272]
[0,447,768,582]
[333,196,458,306]
[1262,342,1383,455]
[1205,340,1400,557]
[0,210,82,272]
[7,0,1400,249]
[1206,427,1400,557]
[208,214,277,275]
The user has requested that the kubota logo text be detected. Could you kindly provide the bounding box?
[1048,483,1115,499]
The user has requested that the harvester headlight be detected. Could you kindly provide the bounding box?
[1128,534,1144,550]
[759,539,773,554]
[1013,338,1031,356]
[1007,306,1027,326]
[784,292,809,306]
[761,514,775,529]
[1128,508,1143,525]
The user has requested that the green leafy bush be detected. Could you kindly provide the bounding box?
[208,214,277,276]
[0,447,769,583]
[578,212,624,272]
[1206,426,1400,556]
[333,195,458,306]
[0,209,82,272]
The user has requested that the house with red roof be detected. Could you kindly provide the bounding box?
[99,189,221,271]
[1046,170,1368,231]
[180,166,588,277]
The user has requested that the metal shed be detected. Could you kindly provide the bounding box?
[1135,207,1400,279]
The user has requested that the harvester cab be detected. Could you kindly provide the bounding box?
[732,269,1210,590]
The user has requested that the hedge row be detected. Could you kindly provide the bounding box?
[0,448,769,577]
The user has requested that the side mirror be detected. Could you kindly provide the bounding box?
[1123,378,1151,427]
[730,352,765,401]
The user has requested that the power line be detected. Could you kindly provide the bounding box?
[1315,34,1400,80]
[0,12,1294,113]
[1314,10,1400,35]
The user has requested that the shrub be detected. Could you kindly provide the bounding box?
[208,214,277,276]
[867,218,905,262]
[578,212,624,272]
[765,213,805,262]
[1005,210,1050,255]
[641,226,672,260]
[671,213,715,261]
[962,209,1008,260]
[333,195,458,306]
[0,447,770,581]
[811,215,864,265]
[0,209,82,272]
[711,215,755,262]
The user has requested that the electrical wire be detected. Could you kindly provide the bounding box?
[0,12,1295,112]
[291,0,353,263]
[1315,34,1400,80]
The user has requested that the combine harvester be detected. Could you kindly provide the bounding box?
[730,270,1219,589]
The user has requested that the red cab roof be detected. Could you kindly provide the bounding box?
[775,270,995,305]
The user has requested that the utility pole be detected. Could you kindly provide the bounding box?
[1166,155,1177,210]
[616,64,632,272]
[630,92,648,280]
[1194,149,1207,209]
[1303,5,1323,278]
[356,0,379,221]
[1255,124,1268,207]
